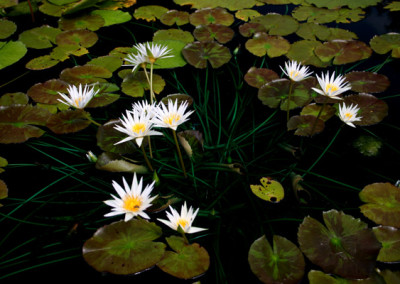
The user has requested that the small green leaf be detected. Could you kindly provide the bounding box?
[250,177,284,203]
[0,41,27,70]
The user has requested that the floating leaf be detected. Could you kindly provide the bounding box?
[50,44,89,60]
[157,236,210,280]
[250,14,299,36]
[173,0,259,10]
[300,103,336,121]
[86,55,122,73]
[0,0,17,8]
[182,41,231,69]
[83,219,166,275]
[336,8,366,23]
[27,79,68,104]
[343,93,388,126]
[177,130,204,161]
[19,26,61,49]
[248,235,305,284]
[250,177,285,203]
[287,115,324,136]
[86,92,119,108]
[296,23,331,41]
[55,29,98,48]
[48,0,79,5]
[26,55,60,70]
[373,226,400,262]
[153,29,194,43]
[0,92,28,106]
[305,0,382,9]
[308,270,383,284]
[133,5,169,22]
[189,7,234,26]
[359,182,400,228]
[120,71,165,97]
[61,0,105,15]
[151,39,189,69]
[345,71,390,93]
[160,10,190,26]
[0,19,17,39]
[286,40,330,68]
[0,179,7,207]
[96,120,137,154]
[314,40,372,65]
[0,105,50,143]
[244,67,279,89]
[245,32,290,57]
[385,1,400,11]
[193,24,234,44]
[95,152,148,174]
[235,9,260,21]
[292,6,339,24]
[58,14,105,31]
[60,65,112,84]
[0,41,27,70]
[379,269,400,283]
[328,27,358,41]
[161,94,194,107]
[298,209,381,279]
[46,109,91,134]
[370,33,400,58]
[91,9,132,26]
[239,22,267,38]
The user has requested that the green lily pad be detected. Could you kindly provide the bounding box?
[0,41,27,70]
[0,179,7,207]
[345,71,390,93]
[95,152,148,174]
[60,65,112,84]
[379,269,400,283]
[39,0,64,17]
[91,9,132,26]
[46,109,92,134]
[27,79,68,104]
[26,55,60,70]
[161,93,194,107]
[86,55,122,73]
[296,23,331,41]
[373,226,400,262]
[153,29,194,43]
[120,70,165,98]
[50,44,89,61]
[286,40,330,68]
[0,92,29,106]
[58,14,105,31]
[133,5,169,22]
[250,177,285,203]
[328,28,358,41]
[385,1,400,11]
[61,0,105,15]
[250,14,299,36]
[258,78,316,110]
[315,40,372,65]
[0,19,17,39]
[96,119,137,154]
[157,236,210,280]
[0,0,17,8]
[300,103,336,121]
[248,235,305,284]
[18,26,61,49]
[336,8,366,23]
[298,209,381,279]
[308,270,384,284]
[359,182,400,228]
[305,0,381,9]
[292,6,339,24]
[182,41,231,69]
[48,0,79,5]
[55,29,98,48]
[370,33,400,58]
[244,67,279,89]
[193,24,234,44]
[235,9,261,21]
[245,32,290,57]
[160,10,190,26]
[343,93,388,126]
[173,0,259,10]
[86,89,119,108]
[287,115,324,136]
[189,7,234,26]
[239,22,267,38]
[0,105,50,143]
[151,39,189,69]
[177,130,204,161]
[83,219,166,275]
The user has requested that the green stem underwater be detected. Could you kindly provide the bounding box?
[286,80,294,122]
[141,143,153,172]
[172,129,187,178]
[310,96,328,136]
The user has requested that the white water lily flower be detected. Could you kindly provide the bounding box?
[57,84,99,109]
[152,99,194,131]
[339,103,362,127]
[311,71,351,100]
[104,173,157,222]
[114,108,162,147]
[157,202,207,234]
[143,42,173,64]
[280,60,313,82]
[132,100,157,119]
[124,46,148,72]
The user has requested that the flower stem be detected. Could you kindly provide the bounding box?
[141,143,153,172]
[150,63,155,103]
[310,96,327,136]
[147,136,153,159]
[172,129,187,178]
[181,231,189,245]
[286,80,294,122]
[85,113,101,126]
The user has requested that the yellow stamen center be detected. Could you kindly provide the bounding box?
[325,83,338,94]
[290,71,299,78]
[74,97,82,106]
[164,113,181,126]
[177,218,188,229]
[123,195,142,212]
[344,112,353,119]
[132,123,146,134]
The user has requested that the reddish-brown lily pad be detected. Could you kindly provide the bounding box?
[315,40,372,65]
[369,33,400,58]
[27,79,69,104]
[46,109,92,134]
[95,152,148,174]
[0,105,51,143]
[119,70,165,97]
[189,7,234,26]
[160,10,190,26]
[345,71,390,93]
[18,25,61,49]
[83,219,166,275]
[177,130,204,161]
[373,226,400,262]
[157,236,210,280]
[96,119,137,154]
[245,32,290,57]
[250,14,299,36]
[244,67,279,89]
[182,41,231,69]
[343,93,388,126]
[55,29,98,48]
[193,24,234,44]
[248,235,305,284]
[300,104,336,121]
[287,115,324,136]
[58,14,105,31]
[239,22,267,38]
[298,209,381,279]
[60,65,112,84]
[359,182,400,228]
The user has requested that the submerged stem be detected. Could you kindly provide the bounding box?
[141,143,153,172]
[286,80,294,122]
[310,96,328,136]
[172,129,187,178]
